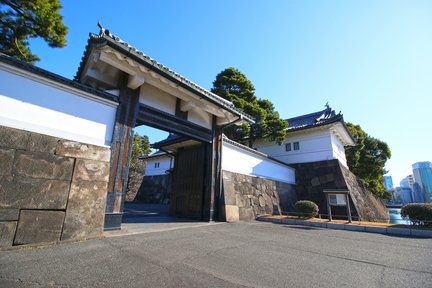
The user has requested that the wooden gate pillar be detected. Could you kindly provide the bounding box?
[202,117,223,222]
[104,74,140,230]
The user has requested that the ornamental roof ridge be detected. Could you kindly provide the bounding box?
[75,24,254,123]
[286,106,344,131]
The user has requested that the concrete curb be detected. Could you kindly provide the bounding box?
[257,217,432,238]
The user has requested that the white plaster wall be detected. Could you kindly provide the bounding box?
[144,156,173,176]
[139,83,176,115]
[187,109,212,129]
[222,142,295,184]
[0,68,117,147]
[254,130,335,164]
[330,131,349,167]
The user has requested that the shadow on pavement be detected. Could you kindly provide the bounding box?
[122,202,199,224]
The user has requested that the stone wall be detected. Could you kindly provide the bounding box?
[0,126,110,247]
[292,160,389,222]
[137,175,171,204]
[222,170,296,222]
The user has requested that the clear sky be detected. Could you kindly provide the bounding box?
[29,0,432,185]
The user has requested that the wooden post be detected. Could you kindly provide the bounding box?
[202,116,222,222]
[326,194,332,222]
[346,194,352,223]
[104,74,140,230]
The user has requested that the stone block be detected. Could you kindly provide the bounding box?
[224,205,239,223]
[344,224,366,232]
[239,207,255,221]
[0,208,19,221]
[410,229,432,238]
[0,125,29,150]
[326,222,345,230]
[281,218,297,225]
[13,151,74,180]
[27,132,59,153]
[236,194,248,208]
[311,177,320,186]
[61,180,107,241]
[0,176,70,209]
[364,226,387,234]
[0,221,17,247]
[387,227,411,236]
[56,141,111,162]
[14,210,65,245]
[223,182,237,205]
[72,159,109,182]
[0,148,14,175]
[309,221,327,228]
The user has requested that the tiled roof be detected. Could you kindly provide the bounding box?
[0,53,118,103]
[287,107,343,131]
[75,24,254,123]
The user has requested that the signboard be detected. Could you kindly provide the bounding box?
[328,194,347,206]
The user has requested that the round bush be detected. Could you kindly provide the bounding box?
[401,203,432,226]
[294,200,319,218]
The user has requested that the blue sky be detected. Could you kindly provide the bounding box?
[30,0,432,185]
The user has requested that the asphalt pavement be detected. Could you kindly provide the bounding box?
[1,221,431,288]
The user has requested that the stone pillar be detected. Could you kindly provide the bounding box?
[104,74,140,230]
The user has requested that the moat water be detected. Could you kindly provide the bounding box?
[387,208,410,224]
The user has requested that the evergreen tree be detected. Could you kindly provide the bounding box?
[0,0,68,63]
[130,133,151,170]
[345,123,392,199]
[211,67,287,146]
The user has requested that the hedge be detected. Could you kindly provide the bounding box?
[294,200,319,218]
[400,203,432,226]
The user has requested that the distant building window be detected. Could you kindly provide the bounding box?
[293,142,300,150]
[154,162,160,168]
[285,143,291,151]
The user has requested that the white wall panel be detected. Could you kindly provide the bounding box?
[0,69,117,146]
[139,83,176,115]
[144,157,173,176]
[254,130,334,164]
[222,142,295,184]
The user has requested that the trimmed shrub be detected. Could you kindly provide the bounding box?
[401,203,432,226]
[295,200,319,218]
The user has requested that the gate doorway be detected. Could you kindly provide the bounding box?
[75,26,254,230]
[171,145,205,219]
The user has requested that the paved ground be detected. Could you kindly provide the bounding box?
[1,221,431,288]
[107,203,221,236]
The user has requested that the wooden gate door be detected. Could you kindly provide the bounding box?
[171,145,205,219]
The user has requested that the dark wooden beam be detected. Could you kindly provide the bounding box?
[136,104,212,143]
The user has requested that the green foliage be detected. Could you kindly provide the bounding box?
[401,203,432,226]
[211,67,287,146]
[345,123,391,199]
[294,200,319,218]
[0,0,68,63]
[130,133,150,170]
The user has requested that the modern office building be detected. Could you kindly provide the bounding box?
[383,175,394,190]
[400,174,414,189]
[394,187,413,205]
[412,161,432,203]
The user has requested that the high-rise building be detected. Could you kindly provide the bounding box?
[412,161,432,203]
[394,187,413,205]
[400,174,414,189]
[383,175,394,190]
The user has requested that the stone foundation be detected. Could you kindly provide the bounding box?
[292,160,389,222]
[137,175,171,204]
[221,170,296,221]
[0,126,110,247]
